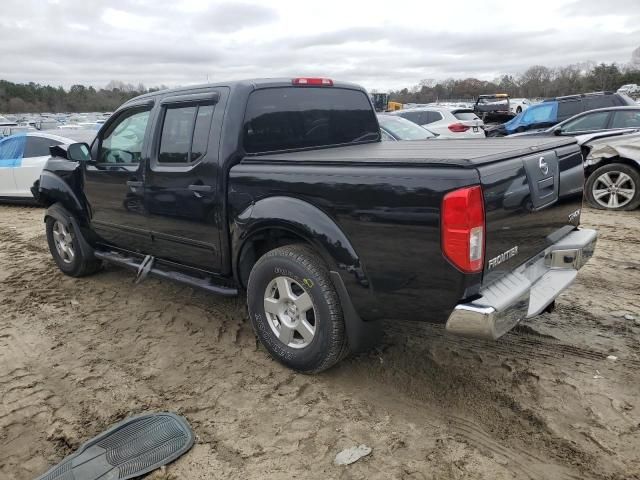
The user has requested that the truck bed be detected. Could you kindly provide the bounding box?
[243,137,578,167]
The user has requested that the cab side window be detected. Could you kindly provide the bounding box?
[99,109,151,164]
[158,104,214,164]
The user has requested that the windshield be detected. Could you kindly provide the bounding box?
[378,115,435,140]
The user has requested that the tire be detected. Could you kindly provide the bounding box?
[46,215,101,277]
[585,163,640,211]
[247,244,348,373]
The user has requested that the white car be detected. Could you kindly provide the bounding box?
[0,130,96,202]
[391,106,485,139]
[617,84,639,96]
[509,98,531,115]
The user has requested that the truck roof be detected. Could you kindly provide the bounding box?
[244,137,577,168]
[122,78,366,107]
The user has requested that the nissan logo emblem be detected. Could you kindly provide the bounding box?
[539,157,549,175]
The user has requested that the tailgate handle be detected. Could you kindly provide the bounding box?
[538,177,554,190]
[188,184,214,193]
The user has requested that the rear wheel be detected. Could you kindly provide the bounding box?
[46,215,101,277]
[585,163,640,211]
[247,244,348,373]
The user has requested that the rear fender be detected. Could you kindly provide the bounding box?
[233,196,366,283]
[232,196,378,352]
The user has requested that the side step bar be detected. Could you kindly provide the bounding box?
[94,250,238,297]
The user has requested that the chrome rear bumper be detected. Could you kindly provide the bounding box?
[445,228,597,340]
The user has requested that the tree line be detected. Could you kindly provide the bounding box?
[390,59,640,104]
[2,47,640,112]
[0,80,167,114]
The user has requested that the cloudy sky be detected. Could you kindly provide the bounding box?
[0,0,638,91]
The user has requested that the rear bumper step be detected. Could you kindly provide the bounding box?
[94,250,238,297]
[445,228,597,339]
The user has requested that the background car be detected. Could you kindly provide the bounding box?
[617,84,639,96]
[509,98,531,114]
[390,106,485,139]
[583,131,640,211]
[0,130,96,203]
[511,106,640,139]
[487,91,635,136]
[377,114,437,141]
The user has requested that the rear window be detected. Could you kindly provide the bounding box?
[452,111,479,121]
[243,87,379,154]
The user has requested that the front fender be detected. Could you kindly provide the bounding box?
[38,169,88,223]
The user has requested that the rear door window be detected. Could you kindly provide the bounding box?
[158,104,214,164]
[24,136,62,158]
[243,87,379,154]
[611,110,640,129]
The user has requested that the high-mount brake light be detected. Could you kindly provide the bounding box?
[441,185,485,273]
[448,123,470,133]
[292,78,334,86]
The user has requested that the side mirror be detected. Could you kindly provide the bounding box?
[553,127,562,136]
[67,142,92,162]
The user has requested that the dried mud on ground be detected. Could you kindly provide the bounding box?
[0,205,638,480]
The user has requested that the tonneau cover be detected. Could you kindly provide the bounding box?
[244,137,577,167]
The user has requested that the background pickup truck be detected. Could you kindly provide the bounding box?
[35,77,597,373]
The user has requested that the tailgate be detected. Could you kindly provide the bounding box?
[479,143,585,286]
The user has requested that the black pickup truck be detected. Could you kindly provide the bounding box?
[35,78,597,373]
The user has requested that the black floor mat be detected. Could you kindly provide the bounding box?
[35,412,195,480]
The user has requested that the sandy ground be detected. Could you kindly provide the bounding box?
[0,205,638,480]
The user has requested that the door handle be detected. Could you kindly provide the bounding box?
[126,180,143,187]
[188,184,214,193]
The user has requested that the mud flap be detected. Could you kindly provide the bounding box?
[35,412,194,480]
[330,271,382,353]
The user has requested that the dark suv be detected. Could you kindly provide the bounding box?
[486,92,636,136]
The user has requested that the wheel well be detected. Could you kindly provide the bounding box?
[585,156,640,177]
[237,228,315,289]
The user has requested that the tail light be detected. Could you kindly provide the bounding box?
[292,78,334,86]
[448,123,470,133]
[441,185,485,273]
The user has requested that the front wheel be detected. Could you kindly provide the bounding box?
[46,215,101,277]
[247,245,348,373]
[585,163,640,211]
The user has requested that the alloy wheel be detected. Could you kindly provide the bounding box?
[263,276,316,349]
[591,171,636,209]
